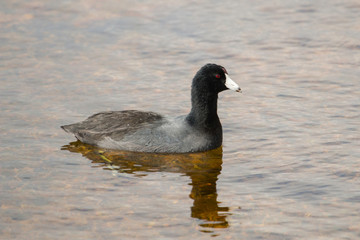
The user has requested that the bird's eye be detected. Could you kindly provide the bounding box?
[215,74,221,79]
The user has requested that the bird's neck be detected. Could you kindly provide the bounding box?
[186,88,221,129]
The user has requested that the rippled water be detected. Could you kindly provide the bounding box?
[1,0,360,239]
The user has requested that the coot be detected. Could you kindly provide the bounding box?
[61,63,241,153]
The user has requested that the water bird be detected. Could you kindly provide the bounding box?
[61,63,241,153]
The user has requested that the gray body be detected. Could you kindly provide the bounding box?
[62,110,217,153]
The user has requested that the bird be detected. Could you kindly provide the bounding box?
[61,63,241,153]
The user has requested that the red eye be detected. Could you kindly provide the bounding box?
[215,74,221,79]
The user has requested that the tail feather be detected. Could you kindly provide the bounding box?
[61,124,74,133]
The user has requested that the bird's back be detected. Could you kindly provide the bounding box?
[61,110,164,146]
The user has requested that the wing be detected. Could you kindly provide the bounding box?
[61,110,164,145]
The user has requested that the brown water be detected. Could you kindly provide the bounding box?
[1,0,360,239]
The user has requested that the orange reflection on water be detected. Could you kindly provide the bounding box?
[62,141,231,231]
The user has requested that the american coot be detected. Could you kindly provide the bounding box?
[61,63,241,153]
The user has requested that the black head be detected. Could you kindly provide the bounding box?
[192,63,241,94]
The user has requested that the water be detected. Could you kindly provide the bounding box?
[1,0,359,239]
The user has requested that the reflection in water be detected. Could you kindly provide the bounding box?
[62,141,231,231]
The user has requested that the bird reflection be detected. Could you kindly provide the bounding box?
[62,141,230,230]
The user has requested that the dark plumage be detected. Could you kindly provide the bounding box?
[61,63,241,153]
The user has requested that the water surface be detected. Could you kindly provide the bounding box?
[1,0,360,239]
